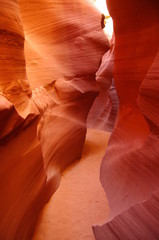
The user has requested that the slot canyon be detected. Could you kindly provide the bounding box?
[0,0,159,239]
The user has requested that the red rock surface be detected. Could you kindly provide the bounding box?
[94,0,159,239]
[94,189,159,240]
[87,35,119,132]
[0,1,110,239]
[1,0,159,239]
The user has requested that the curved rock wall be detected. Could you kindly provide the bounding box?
[87,35,119,132]
[94,0,159,239]
[2,0,158,239]
[0,1,110,239]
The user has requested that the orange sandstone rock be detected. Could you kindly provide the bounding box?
[0,0,109,239]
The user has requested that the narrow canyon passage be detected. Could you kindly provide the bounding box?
[1,0,159,239]
[33,128,110,240]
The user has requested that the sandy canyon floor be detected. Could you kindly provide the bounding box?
[33,128,110,240]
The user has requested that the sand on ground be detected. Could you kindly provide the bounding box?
[33,128,110,240]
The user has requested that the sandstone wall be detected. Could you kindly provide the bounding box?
[0,1,109,239]
[94,1,159,239]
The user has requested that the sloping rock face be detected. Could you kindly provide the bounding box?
[87,35,119,132]
[0,1,110,239]
[94,0,159,239]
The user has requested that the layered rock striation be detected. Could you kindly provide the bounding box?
[94,0,159,239]
[0,1,110,239]
[87,34,119,132]
[2,0,158,239]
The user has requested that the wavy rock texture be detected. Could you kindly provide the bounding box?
[94,189,159,240]
[94,0,159,239]
[87,35,119,132]
[0,1,110,239]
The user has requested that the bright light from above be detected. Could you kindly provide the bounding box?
[94,0,108,15]
[92,0,113,40]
